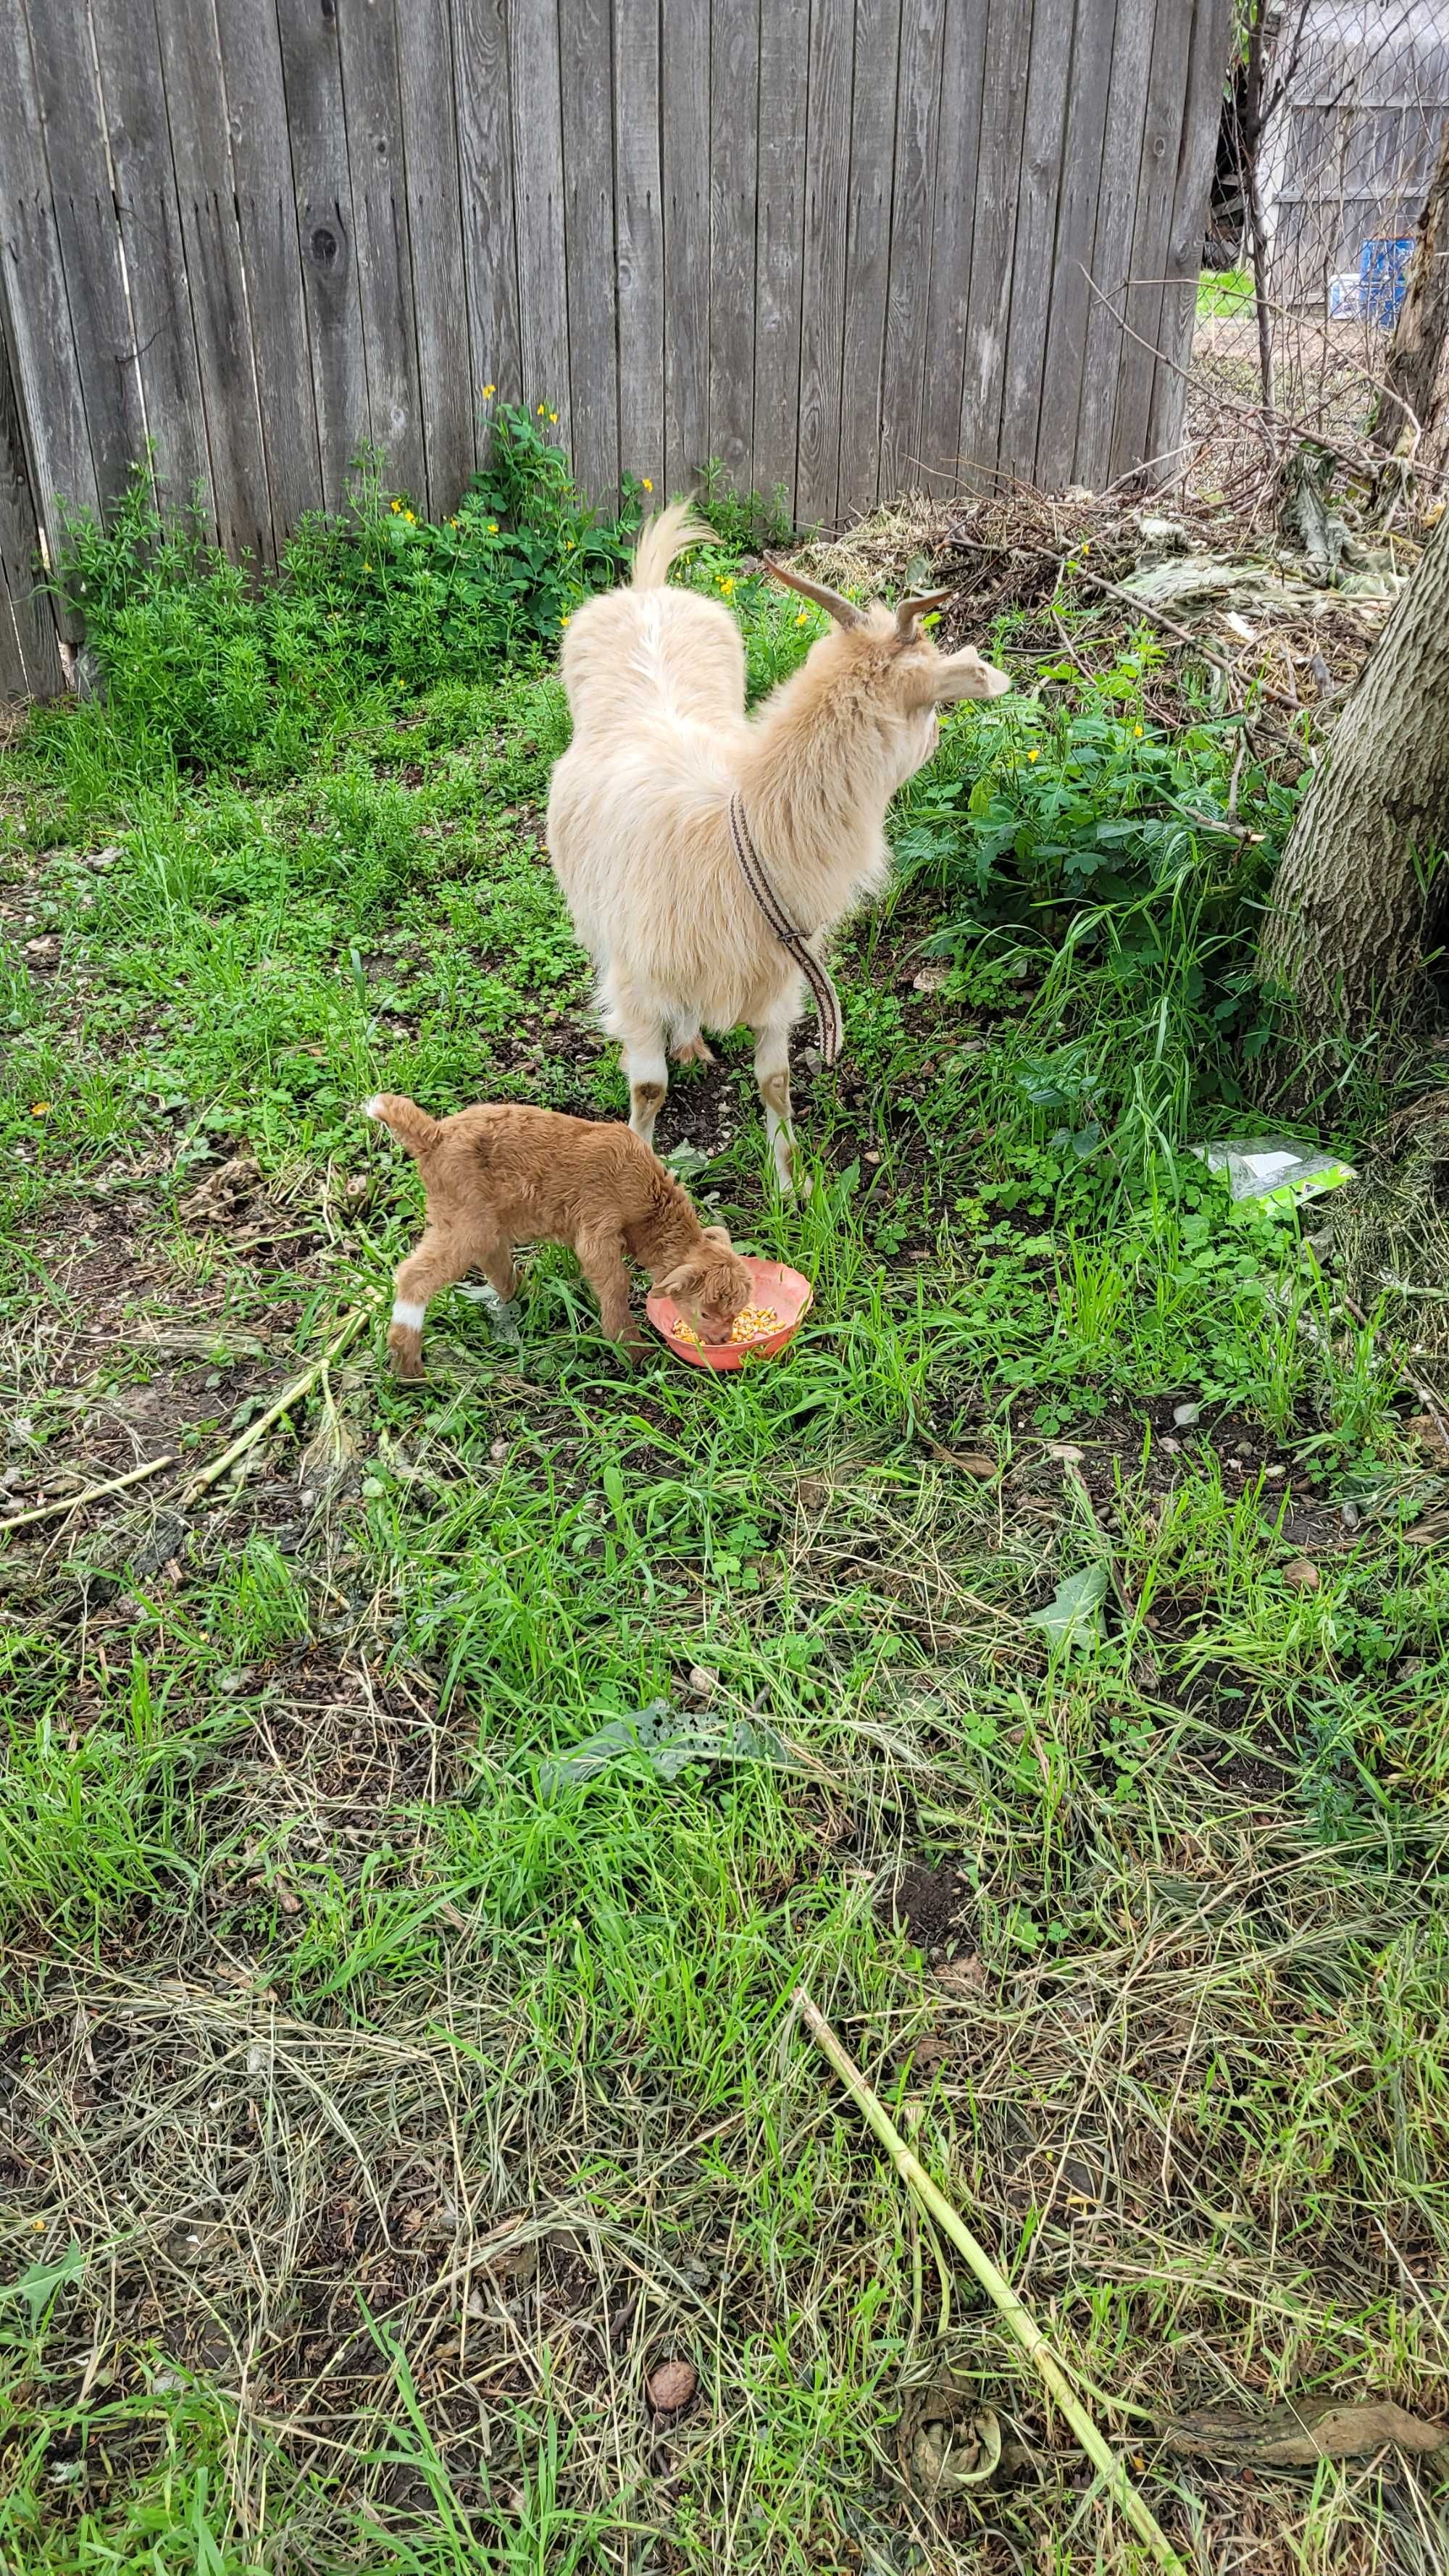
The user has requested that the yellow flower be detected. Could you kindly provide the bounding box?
[642,477,653,493]
[564,536,575,548]
[1081,540,1091,554]
[560,614,571,627]
[30,1102,51,1116]
[483,383,496,398]
[363,561,372,572]
[404,509,415,523]
[1133,724,1144,737]
[1027,748,1040,762]
[796,611,808,624]
[390,498,401,512]
[718,576,735,595]
[538,404,546,417]
[488,521,498,534]
[548,411,558,424]
[31,2217,46,2232]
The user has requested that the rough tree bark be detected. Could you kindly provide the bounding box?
[1370,117,1449,455]
[1257,506,1449,1034]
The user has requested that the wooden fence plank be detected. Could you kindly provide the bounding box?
[393,0,474,509]
[1035,0,1119,487]
[274,0,369,509]
[559,0,619,503]
[709,0,760,488]
[660,0,709,497]
[510,0,571,447]
[614,0,664,494]
[0,1,98,551]
[959,0,1032,486]
[838,0,901,515]
[751,0,810,505]
[22,0,147,505]
[1148,0,1232,472]
[878,0,946,498]
[336,0,426,503]
[1073,0,1157,483]
[796,0,853,526]
[88,0,212,522]
[154,1,273,561]
[1000,0,1075,480]
[0,279,62,696]
[214,0,322,540]
[918,0,990,492]
[1109,0,1192,479]
[449,0,520,450]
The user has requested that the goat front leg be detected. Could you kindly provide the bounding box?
[753,1005,810,1198]
[575,1225,646,1352]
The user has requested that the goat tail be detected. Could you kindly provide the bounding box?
[630,499,712,589]
[363,1092,442,1159]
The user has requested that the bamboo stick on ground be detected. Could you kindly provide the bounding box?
[793,1986,1189,2576]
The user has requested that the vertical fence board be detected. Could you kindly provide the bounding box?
[752,0,810,504]
[838,0,901,514]
[879,0,945,497]
[275,0,369,509]
[559,0,619,501]
[22,0,148,503]
[1148,0,1232,470]
[796,0,853,526]
[449,0,521,448]
[918,0,989,490]
[960,0,1032,484]
[0,275,62,695]
[661,0,709,494]
[1109,0,1192,478]
[1035,0,1118,487]
[1073,0,1156,482]
[154,1,273,561]
[614,0,664,491]
[709,0,759,486]
[88,0,212,519]
[214,0,321,542]
[1000,0,1077,478]
[510,0,571,444]
[0,1,98,550]
[398,0,475,509]
[336,0,425,503]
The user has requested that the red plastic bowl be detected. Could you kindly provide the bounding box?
[646,1255,814,1372]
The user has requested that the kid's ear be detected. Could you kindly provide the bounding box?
[701,1224,733,1249]
[660,1259,705,1302]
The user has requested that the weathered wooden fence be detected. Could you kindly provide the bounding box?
[0,0,1229,700]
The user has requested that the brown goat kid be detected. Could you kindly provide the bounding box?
[364,1094,752,1377]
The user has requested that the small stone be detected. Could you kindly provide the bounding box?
[1282,1558,1320,1590]
[1172,1401,1202,1427]
[688,1665,719,1699]
[1340,1501,1361,1530]
[911,964,950,994]
[1046,1442,1085,1463]
[1161,1436,1181,1455]
[646,2358,697,2415]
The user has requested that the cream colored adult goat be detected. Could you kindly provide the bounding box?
[546,503,1009,1190]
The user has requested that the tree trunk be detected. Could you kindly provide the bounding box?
[1257,506,1449,1034]
[1371,118,1449,455]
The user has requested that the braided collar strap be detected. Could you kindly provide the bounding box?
[727,790,844,1068]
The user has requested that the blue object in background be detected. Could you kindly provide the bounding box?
[1359,236,1414,325]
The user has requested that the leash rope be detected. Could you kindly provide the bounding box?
[727,790,844,1069]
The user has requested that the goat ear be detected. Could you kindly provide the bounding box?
[660,1259,703,1302]
[701,1224,733,1249]
[935,645,1012,704]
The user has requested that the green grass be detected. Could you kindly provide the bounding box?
[1197,267,1255,320]
[2,465,1448,2576]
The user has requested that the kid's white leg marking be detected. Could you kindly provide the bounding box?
[391,1298,427,1331]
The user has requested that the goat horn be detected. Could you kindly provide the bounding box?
[895,586,956,633]
[761,556,860,627]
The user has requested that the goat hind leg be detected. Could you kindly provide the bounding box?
[672,1020,715,1067]
[614,1004,669,1145]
